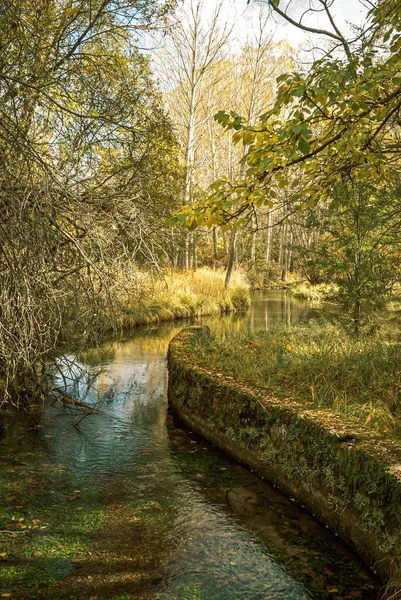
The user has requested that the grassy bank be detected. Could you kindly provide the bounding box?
[288,282,338,302]
[118,267,250,328]
[189,319,401,438]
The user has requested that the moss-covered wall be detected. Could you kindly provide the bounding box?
[167,327,401,586]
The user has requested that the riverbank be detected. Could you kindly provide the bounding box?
[288,283,338,302]
[187,319,401,437]
[0,293,383,600]
[167,326,401,590]
[118,267,250,328]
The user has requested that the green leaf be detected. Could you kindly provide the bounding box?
[276,74,288,84]
[214,110,227,122]
[298,139,311,154]
[292,85,306,98]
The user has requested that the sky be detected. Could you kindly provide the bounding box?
[150,0,370,91]
[201,0,369,50]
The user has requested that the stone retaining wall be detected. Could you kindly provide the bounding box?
[167,326,401,586]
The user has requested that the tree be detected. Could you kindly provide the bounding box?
[293,181,401,333]
[159,0,233,270]
[164,2,293,282]
[170,0,401,325]
[0,0,183,405]
[173,0,401,228]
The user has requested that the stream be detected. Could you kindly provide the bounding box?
[0,291,380,600]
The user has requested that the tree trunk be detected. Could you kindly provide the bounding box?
[265,210,272,266]
[222,229,228,256]
[213,227,218,267]
[225,228,237,289]
[250,212,257,263]
[193,233,198,269]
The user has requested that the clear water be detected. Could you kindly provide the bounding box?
[0,291,379,600]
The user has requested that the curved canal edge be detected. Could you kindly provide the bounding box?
[167,326,401,589]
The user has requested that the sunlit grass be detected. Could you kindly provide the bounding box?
[190,319,401,437]
[288,282,339,302]
[119,267,250,328]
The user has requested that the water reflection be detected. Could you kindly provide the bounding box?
[0,291,378,600]
[199,289,318,339]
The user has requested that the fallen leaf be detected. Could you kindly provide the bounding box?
[33,551,43,557]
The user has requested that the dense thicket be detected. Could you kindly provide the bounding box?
[0,0,183,404]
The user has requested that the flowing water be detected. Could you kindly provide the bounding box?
[0,291,379,600]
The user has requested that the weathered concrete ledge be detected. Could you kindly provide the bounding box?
[167,326,401,586]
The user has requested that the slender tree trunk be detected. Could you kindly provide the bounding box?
[183,230,190,270]
[286,229,293,275]
[278,224,284,267]
[193,233,198,269]
[250,213,256,263]
[225,228,237,288]
[265,210,272,266]
[281,223,288,282]
[213,226,218,267]
[222,229,228,256]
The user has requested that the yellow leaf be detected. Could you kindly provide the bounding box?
[286,344,292,351]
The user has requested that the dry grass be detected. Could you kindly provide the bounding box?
[118,268,250,328]
[190,318,401,438]
[288,282,339,302]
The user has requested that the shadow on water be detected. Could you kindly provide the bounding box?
[0,291,379,600]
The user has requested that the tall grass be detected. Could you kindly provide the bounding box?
[288,282,338,302]
[119,268,250,328]
[190,319,401,438]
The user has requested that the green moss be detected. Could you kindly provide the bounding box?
[168,328,401,583]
